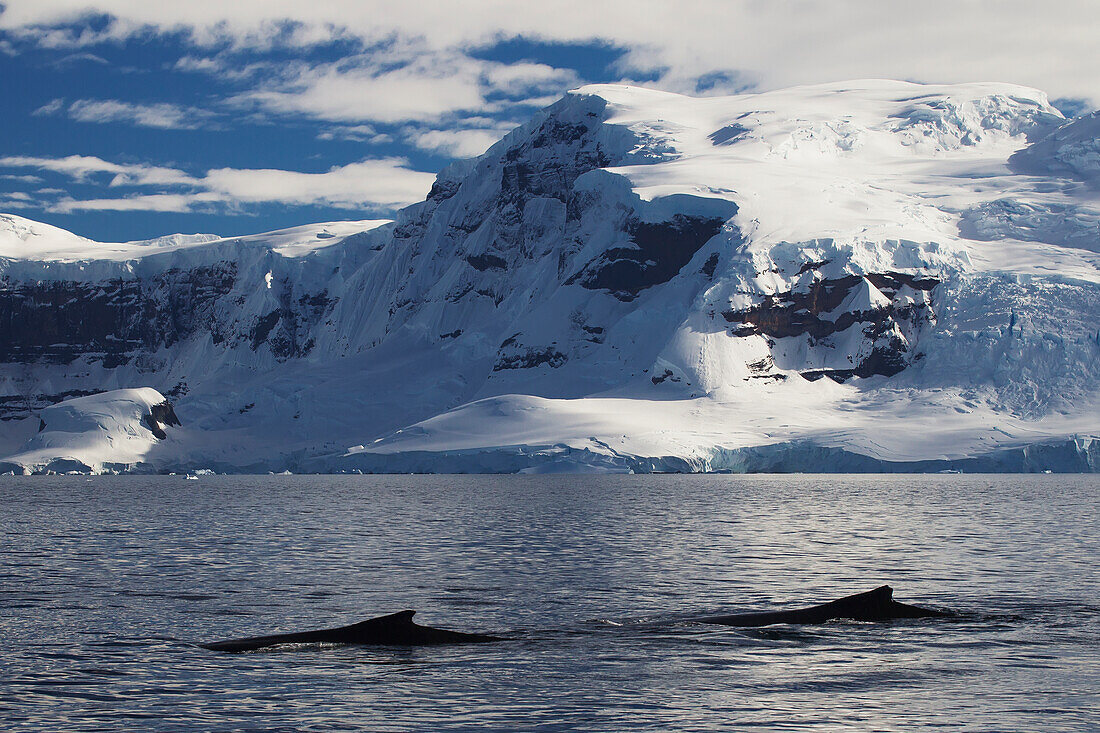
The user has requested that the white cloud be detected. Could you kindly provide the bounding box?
[174,54,270,82]
[0,154,435,212]
[174,55,220,73]
[2,1,1099,106]
[68,99,215,129]
[406,124,515,158]
[202,159,435,208]
[221,42,578,125]
[316,124,392,143]
[50,192,221,213]
[481,62,578,98]
[32,98,65,116]
[0,173,45,184]
[0,191,35,209]
[0,155,200,186]
[51,51,108,67]
[232,53,488,124]
[33,98,216,129]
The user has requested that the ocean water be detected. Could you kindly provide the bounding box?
[1,474,1097,732]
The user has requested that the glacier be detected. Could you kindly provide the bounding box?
[0,79,1098,474]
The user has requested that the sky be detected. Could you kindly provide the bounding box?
[1,0,1098,242]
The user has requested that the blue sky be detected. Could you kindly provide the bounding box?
[1,1,1096,242]
[0,30,632,240]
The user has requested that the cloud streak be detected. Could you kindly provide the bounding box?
[202,159,435,209]
[0,155,200,186]
[228,49,579,125]
[33,98,217,129]
[0,155,436,213]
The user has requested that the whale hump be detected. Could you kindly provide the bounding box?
[201,609,502,652]
[698,585,949,627]
[346,610,416,627]
[835,584,893,607]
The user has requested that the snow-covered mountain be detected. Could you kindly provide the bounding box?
[1,79,1098,473]
[0,388,180,474]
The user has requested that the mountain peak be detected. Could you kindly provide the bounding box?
[0,79,1097,474]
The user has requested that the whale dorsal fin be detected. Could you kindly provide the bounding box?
[376,609,416,622]
[844,585,893,607]
[346,610,416,629]
[871,585,893,600]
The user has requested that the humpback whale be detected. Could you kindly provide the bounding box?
[200,610,502,652]
[200,587,949,652]
[695,585,950,627]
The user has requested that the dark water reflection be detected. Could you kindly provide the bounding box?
[1,474,1097,731]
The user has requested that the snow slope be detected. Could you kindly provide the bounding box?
[0,213,387,262]
[0,388,180,474]
[1,80,1098,473]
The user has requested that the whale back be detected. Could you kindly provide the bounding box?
[201,609,501,652]
[817,584,897,620]
[343,610,417,632]
[337,610,500,645]
[698,585,948,627]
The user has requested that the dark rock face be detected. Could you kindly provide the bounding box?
[0,266,333,369]
[798,347,910,382]
[247,290,331,360]
[488,108,620,278]
[149,400,181,428]
[708,123,750,146]
[701,253,720,278]
[386,96,628,316]
[141,400,181,440]
[577,214,732,300]
[0,261,334,423]
[651,369,682,385]
[723,272,938,381]
[581,325,604,344]
[426,176,463,203]
[500,116,615,207]
[466,254,508,272]
[0,265,236,366]
[493,345,568,371]
[723,272,936,339]
[250,310,282,349]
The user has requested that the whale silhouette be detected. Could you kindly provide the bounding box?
[200,610,502,652]
[695,585,950,627]
[200,586,949,652]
